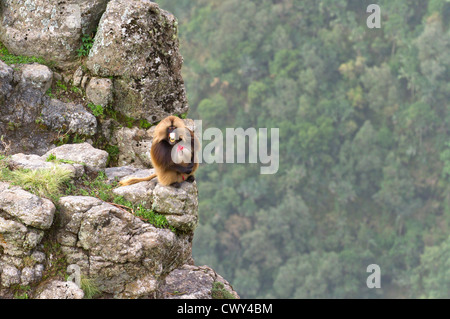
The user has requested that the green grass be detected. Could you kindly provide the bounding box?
[0,155,74,202]
[80,276,101,299]
[70,171,115,202]
[42,240,69,281]
[12,285,31,299]
[113,196,176,232]
[46,153,81,165]
[56,80,68,91]
[211,282,236,299]
[4,166,74,202]
[0,42,50,66]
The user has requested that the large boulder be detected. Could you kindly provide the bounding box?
[152,182,199,233]
[110,168,199,233]
[160,264,239,299]
[35,280,84,299]
[1,63,53,125]
[41,99,97,137]
[43,142,109,172]
[86,0,188,124]
[0,182,56,230]
[56,196,193,298]
[114,127,153,168]
[0,0,110,66]
[0,183,52,288]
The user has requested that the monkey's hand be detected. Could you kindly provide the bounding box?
[170,162,194,175]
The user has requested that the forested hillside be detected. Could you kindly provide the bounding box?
[156,0,450,298]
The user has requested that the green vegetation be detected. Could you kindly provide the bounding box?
[88,102,104,117]
[56,80,68,91]
[46,79,86,106]
[77,33,95,57]
[0,160,73,202]
[113,196,176,232]
[80,276,101,299]
[42,240,69,281]
[211,282,236,299]
[12,285,31,299]
[0,42,49,66]
[46,153,80,165]
[68,170,115,202]
[139,119,152,129]
[156,0,450,298]
[105,144,120,166]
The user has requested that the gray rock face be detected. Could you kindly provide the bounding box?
[36,280,84,299]
[160,265,239,299]
[152,183,199,233]
[86,0,188,124]
[110,169,199,233]
[0,61,14,106]
[114,127,153,168]
[0,1,189,156]
[43,142,109,172]
[41,99,97,136]
[0,0,110,65]
[0,62,98,155]
[0,264,21,288]
[1,63,53,126]
[56,196,193,298]
[17,64,53,94]
[86,77,113,107]
[0,182,51,288]
[0,182,56,230]
[112,177,156,207]
[0,141,237,298]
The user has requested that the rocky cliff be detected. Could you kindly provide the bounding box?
[0,0,238,299]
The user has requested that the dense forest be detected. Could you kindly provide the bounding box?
[156,0,450,298]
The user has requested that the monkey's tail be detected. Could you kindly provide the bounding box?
[119,174,157,186]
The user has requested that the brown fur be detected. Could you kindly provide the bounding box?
[119,116,199,187]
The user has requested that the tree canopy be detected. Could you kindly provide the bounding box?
[156,0,450,298]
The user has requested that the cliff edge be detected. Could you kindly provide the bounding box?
[0,0,238,299]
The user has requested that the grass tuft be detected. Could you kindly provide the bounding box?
[81,276,101,299]
[7,166,74,201]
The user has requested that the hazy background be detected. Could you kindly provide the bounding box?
[155,0,450,298]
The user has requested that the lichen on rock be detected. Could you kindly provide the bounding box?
[0,0,109,66]
[86,0,188,124]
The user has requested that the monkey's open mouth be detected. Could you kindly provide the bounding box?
[169,132,176,144]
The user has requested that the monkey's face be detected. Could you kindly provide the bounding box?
[167,126,181,145]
